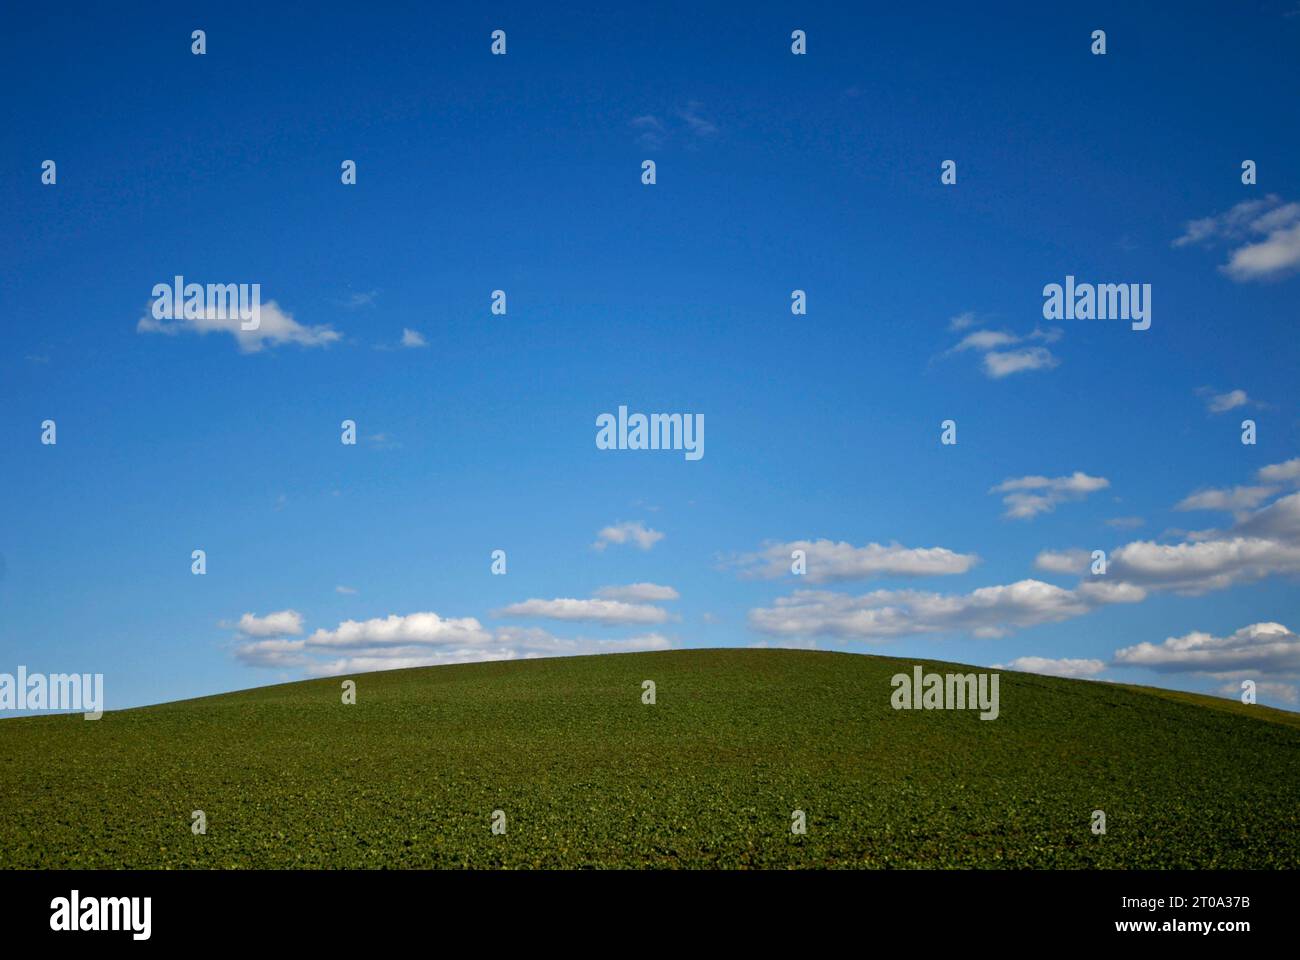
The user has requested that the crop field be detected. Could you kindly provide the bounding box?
[1,648,1297,869]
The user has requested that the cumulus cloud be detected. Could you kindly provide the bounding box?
[1034,548,1093,575]
[302,628,672,677]
[1175,485,1278,514]
[731,539,978,583]
[234,609,672,676]
[497,597,670,625]
[994,656,1106,678]
[594,582,680,602]
[593,521,664,551]
[747,578,1138,641]
[304,611,492,648]
[990,472,1110,520]
[1173,195,1300,281]
[236,610,304,638]
[1115,622,1300,674]
[1103,488,1300,595]
[1258,457,1300,484]
[233,637,310,668]
[138,300,340,353]
[401,328,428,348]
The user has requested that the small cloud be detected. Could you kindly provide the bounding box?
[631,115,665,148]
[1175,485,1278,514]
[1106,516,1145,529]
[1034,548,1093,575]
[942,323,1062,378]
[990,472,1109,520]
[593,521,664,552]
[983,346,1060,378]
[730,539,978,583]
[594,582,679,602]
[1115,621,1300,674]
[236,610,305,638]
[498,597,670,626]
[677,101,718,138]
[952,330,1021,352]
[1258,457,1300,485]
[401,328,428,349]
[138,299,340,354]
[345,290,378,309]
[994,656,1106,679]
[1198,387,1250,413]
[1173,195,1300,282]
[335,585,358,595]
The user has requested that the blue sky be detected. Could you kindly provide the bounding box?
[3,1,1300,712]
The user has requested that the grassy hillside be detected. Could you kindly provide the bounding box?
[1,648,1297,869]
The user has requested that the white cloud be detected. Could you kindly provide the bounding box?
[1106,516,1145,529]
[990,472,1110,520]
[234,609,675,677]
[498,597,669,625]
[983,346,1060,378]
[1115,622,1300,674]
[593,521,664,551]
[732,539,978,583]
[747,578,1137,641]
[1175,484,1278,514]
[952,330,1020,352]
[1106,488,1300,597]
[335,585,358,595]
[303,630,671,677]
[948,311,979,331]
[594,582,680,602]
[234,637,310,668]
[1034,548,1092,575]
[1108,534,1300,594]
[1258,457,1300,484]
[236,610,304,638]
[305,612,493,648]
[943,325,1062,378]
[1204,388,1249,413]
[995,656,1106,678]
[401,328,427,348]
[1173,195,1300,281]
[1224,222,1300,281]
[138,300,340,353]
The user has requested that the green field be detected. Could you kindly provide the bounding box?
[2,648,1297,869]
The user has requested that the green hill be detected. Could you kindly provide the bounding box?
[1,648,1297,868]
